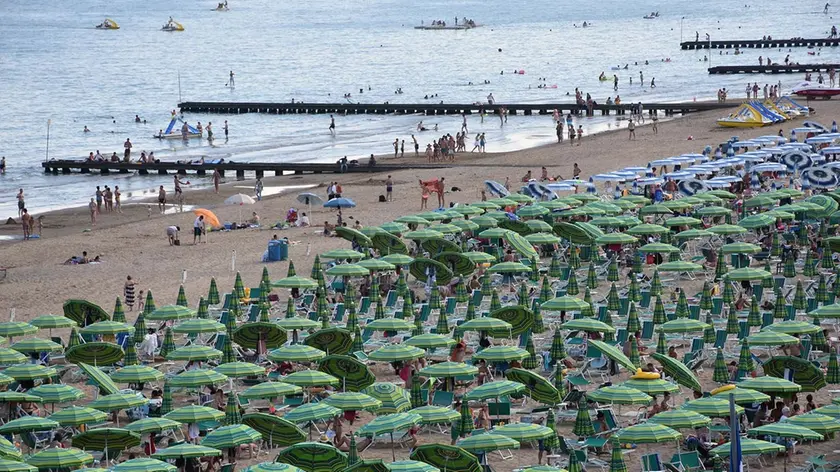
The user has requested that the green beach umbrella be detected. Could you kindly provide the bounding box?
[124,417,181,435]
[201,424,262,449]
[650,270,662,297]
[4,363,55,381]
[167,345,223,362]
[572,405,594,437]
[457,402,474,438]
[240,381,302,400]
[325,392,382,412]
[30,314,76,330]
[164,405,224,424]
[736,338,754,379]
[268,345,326,363]
[173,318,225,334]
[283,370,339,387]
[0,416,57,434]
[793,280,807,310]
[215,361,265,378]
[48,406,107,427]
[565,270,579,296]
[489,289,501,312]
[713,348,729,383]
[169,368,228,388]
[606,283,620,312]
[521,333,538,370]
[148,304,195,322]
[368,345,425,363]
[786,413,840,435]
[651,353,702,391]
[409,405,459,425]
[737,376,801,393]
[361,383,411,415]
[711,387,770,405]
[505,368,562,404]
[405,334,455,350]
[606,258,619,283]
[621,377,680,395]
[726,304,739,335]
[829,351,840,384]
[652,296,667,324]
[28,384,83,404]
[159,328,175,359]
[614,423,681,443]
[27,448,93,470]
[464,380,526,401]
[586,385,652,405]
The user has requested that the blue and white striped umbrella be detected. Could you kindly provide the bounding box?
[731,141,757,150]
[664,171,695,180]
[752,163,787,172]
[636,177,664,185]
[750,172,761,190]
[650,158,678,167]
[802,167,840,189]
[546,183,575,192]
[740,155,767,163]
[780,150,813,171]
[705,179,735,188]
[678,178,710,196]
[612,170,639,179]
[591,174,624,182]
[485,180,510,197]
[623,166,648,174]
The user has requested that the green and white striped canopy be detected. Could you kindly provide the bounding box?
[124,417,182,434]
[27,448,93,469]
[283,403,341,424]
[164,405,224,423]
[357,412,421,437]
[72,428,141,451]
[28,384,84,403]
[323,392,382,412]
[0,416,58,434]
[146,305,196,321]
[112,458,177,472]
[586,386,652,405]
[648,409,711,429]
[711,439,784,457]
[214,362,265,378]
[493,423,553,441]
[456,433,520,453]
[368,345,426,362]
[48,406,107,426]
[268,345,327,363]
[88,393,147,412]
[464,381,526,401]
[240,382,303,400]
[201,424,262,449]
[152,444,222,460]
[172,319,226,334]
[166,345,223,362]
[408,406,460,425]
[614,423,680,443]
[168,369,228,388]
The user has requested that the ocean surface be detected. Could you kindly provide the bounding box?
[1,0,838,217]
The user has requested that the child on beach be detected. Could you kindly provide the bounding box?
[137,290,145,311]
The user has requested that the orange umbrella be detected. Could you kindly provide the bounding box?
[193,209,220,228]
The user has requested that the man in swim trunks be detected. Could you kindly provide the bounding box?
[158,186,167,213]
[124,138,132,160]
[16,188,24,217]
[329,115,336,136]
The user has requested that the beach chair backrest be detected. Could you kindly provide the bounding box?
[432,390,454,407]
[597,305,608,319]
[738,321,749,339]
[445,297,457,314]
[641,320,654,340]
[247,305,259,322]
[711,297,723,315]
[599,408,618,430]
[385,290,398,308]
[334,303,345,322]
[761,312,773,328]
[221,293,232,309]
[616,328,628,345]
[714,330,727,349]
[470,289,483,307]
[690,338,703,354]
[640,290,651,308]
[487,402,511,417]
[358,297,371,315]
[249,287,261,301]
[218,311,230,327]
[801,338,812,359]
[679,451,702,470]
[214,333,227,351]
[688,304,700,319]
[419,303,431,322]
[556,436,572,454]
[301,293,315,308]
[641,453,662,472]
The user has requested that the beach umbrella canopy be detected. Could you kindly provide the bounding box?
[588,340,636,372]
[147,305,195,321]
[168,368,228,390]
[271,276,319,289]
[3,363,56,381]
[72,427,141,451]
[651,353,702,391]
[201,424,261,449]
[620,377,680,395]
[318,355,375,392]
[0,392,39,404]
[166,345,223,362]
[240,381,302,400]
[709,387,769,405]
[361,383,411,414]
[0,322,37,339]
[28,384,84,404]
[542,296,589,312]
[656,319,710,334]
[325,264,370,278]
[761,356,826,392]
[472,346,528,362]
[505,368,562,405]
[0,349,25,366]
[724,268,772,281]
[409,406,460,425]
[88,392,147,413]
[0,416,57,435]
[366,318,414,332]
[457,433,520,454]
[276,317,320,331]
[711,439,784,457]
[764,320,821,335]
[810,303,840,318]
[464,381,526,401]
[418,362,478,378]
[124,417,181,435]
[410,445,482,472]
[63,299,110,326]
[9,338,63,354]
[283,370,340,387]
[164,405,224,423]
[0,438,20,462]
[303,327,353,355]
[404,334,455,349]
[368,345,425,363]
[283,403,342,426]
[613,423,681,444]
[48,406,107,426]
[111,459,176,472]
[27,448,93,470]
[587,385,652,405]
[152,445,222,460]
[240,413,305,448]
[66,342,124,365]
[30,314,76,330]
[358,412,422,438]
[276,443,348,472]
[232,322,287,350]
[386,461,439,472]
[484,306,532,338]
[0,461,34,472]
[706,224,747,236]
[787,413,840,434]
[595,233,638,245]
[656,261,704,272]
[172,319,225,334]
[748,423,822,440]
[560,318,615,333]
[648,409,711,429]
[269,345,328,364]
[214,361,265,378]
[683,397,745,417]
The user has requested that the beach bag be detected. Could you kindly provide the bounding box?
[378,195,386,202]
[173,239,181,246]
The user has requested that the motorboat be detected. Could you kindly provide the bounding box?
[643,11,660,19]
[415,18,479,30]
[95,18,119,30]
[161,19,185,31]
[791,81,840,98]
[212,2,229,11]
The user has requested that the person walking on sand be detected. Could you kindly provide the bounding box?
[193,215,205,244]
[386,175,394,202]
[124,276,137,311]
[393,138,399,158]
[16,188,25,217]
[95,186,103,213]
[479,133,486,152]
[471,134,480,152]
[400,140,405,158]
[556,121,564,143]
[329,115,336,136]
[213,169,221,193]
[89,198,97,226]
[124,138,132,160]
[21,208,32,240]
[254,177,264,201]
[577,125,584,145]
[158,185,167,213]
[114,186,122,213]
[628,119,636,140]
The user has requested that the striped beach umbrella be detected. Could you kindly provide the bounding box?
[714,250,727,281]
[626,303,641,333]
[347,436,359,467]
[29,384,84,404]
[548,254,562,278]
[627,274,640,303]
[517,283,530,307]
[582,288,595,317]
[522,333,538,370]
[784,254,797,278]
[311,254,322,280]
[609,437,627,472]
[531,299,545,334]
[196,297,209,319]
[774,291,787,319]
[601,312,615,342]
[770,232,781,258]
[207,278,220,305]
[221,333,235,363]
[703,312,716,343]
[722,282,735,305]
[650,270,662,297]
[143,290,156,316]
[675,290,689,319]
[653,296,667,324]
[176,285,188,307]
[746,295,761,327]
[455,280,469,304]
[234,272,246,299]
[159,328,175,359]
[565,271,579,296]
[607,258,619,282]
[369,276,381,304]
[351,325,364,352]
[817,274,829,304]
[553,364,567,400]
[28,448,93,470]
[396,272,408,299]
[793,280,807,310]
[490,290,501,312]
[586,263,598,289]
[656,331,667,355]
[632,251,643,274]
[48,406,107,427]
[823,241,835,269]
[410,375,424,409]
[713,348,728,383]
[628,336,641,368]
[458,401,473,437]
[429,286,441,310]
[813,319,828,350]
[122,341,138,366]
[435,309,450,334]
[700,282,713,311]
[568,246,581,271]
[550,329,566,363]
[480,273,492,296]
[201,424,261,450]
[828,351,840,384]
[543,409,560,452]
[726,304,739,335]
[572,405,594,437]
[112,298,126,324]
[606,283,620,312]
[762,263,775,290]
[373,300,386,321]
[566,450,584,472]
[224,391,242,425]
[530,258,540,282]
[286,261,297,278]
[804,250,818,277]
[285,297,297,319]
[834,275,840,301]
[736,339,754,380]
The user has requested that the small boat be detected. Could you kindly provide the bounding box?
[414,24,479,30]
[95,18,119,30]
[212,2,229,11]
[155,115,202,139]
[717,102,775,128]
[161,19,185,31]
[643,11,660,19]
[792,81,840,98]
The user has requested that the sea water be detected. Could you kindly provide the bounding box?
[0,0,837,217]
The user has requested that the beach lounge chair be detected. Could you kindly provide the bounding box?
[431,390,454,408]
[418,303,431,322]
[384,290,398,308]
[487,402,511,426]
[642,453,665,472]
[246,304,260,322]
[470,289,483,308]
[711,297,723,315]
[358,297,371,316]
[220,293,233,310]
[667,451,704,471]
[641,320,654,340]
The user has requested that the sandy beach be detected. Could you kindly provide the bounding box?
[2,98,840,471]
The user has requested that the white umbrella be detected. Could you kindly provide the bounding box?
[224,193,255,224]
[297,193,324,218]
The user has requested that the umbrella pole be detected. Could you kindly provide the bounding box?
[391,432,396,461]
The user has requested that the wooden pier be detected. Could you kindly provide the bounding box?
[41,160,448,178]
[681,38,840,50]
[177,101,734,117]
[708,64,840,74]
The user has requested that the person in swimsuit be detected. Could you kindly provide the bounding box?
[158,185,167,213]
[16,188,24,217]
[114,186,122,213]
[329,115,336,136]
[0,157,5,174]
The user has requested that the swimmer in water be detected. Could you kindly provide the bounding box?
[83,126,90,133]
